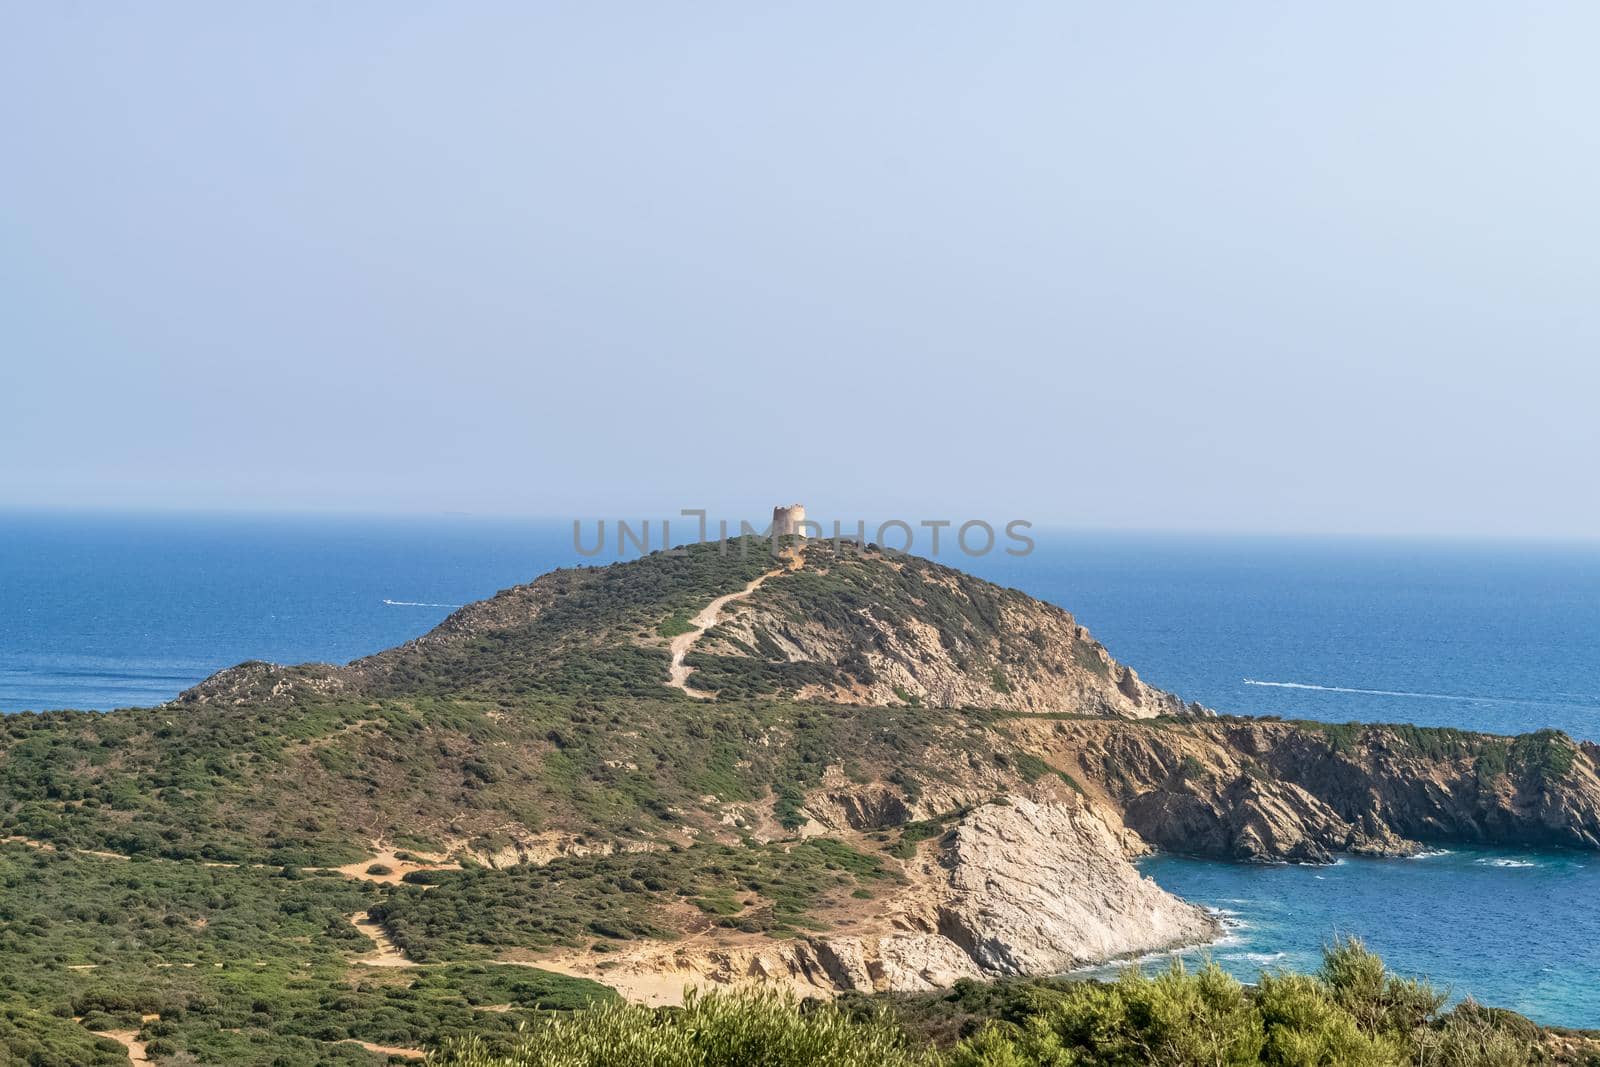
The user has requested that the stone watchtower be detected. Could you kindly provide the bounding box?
[771,503,807,538]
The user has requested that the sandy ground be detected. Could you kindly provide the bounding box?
[91,1015,158,1065]
[349,911,416,968]
[321,846,461,886]
[339,1039,426,1060]
[533,955,701,1008]
[3,835,54,850]
[527,914,840,1010]
[4,834,131,863]
[667,553,800,699]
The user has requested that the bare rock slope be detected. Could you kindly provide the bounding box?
[686,541,1204,715]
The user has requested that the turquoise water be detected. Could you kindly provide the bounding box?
[1070,849,1600,1026]
[3,513,1600,1023]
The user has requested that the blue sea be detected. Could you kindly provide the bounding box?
[3,512,1600,1024]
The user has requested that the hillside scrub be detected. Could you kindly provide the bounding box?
[431,941,1582,1067]
[372,838,898,959]
[0,843,614,1065]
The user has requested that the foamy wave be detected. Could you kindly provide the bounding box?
[1066,927,1242,977]
[383,599,462,608]
[1475,857,1539,869]
[1203,908,1251,933]
[1222,951,1288,965]
[1412,848,1453,859]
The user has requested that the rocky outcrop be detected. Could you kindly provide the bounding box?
[544,795,1219,997]
[174,660,350,706]
[695,542,1207,717]
[1022,718,1600,863]
[931,798,1218,975]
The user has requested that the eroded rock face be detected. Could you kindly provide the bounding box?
[791,797,1219,992]
[594,796,1219,996]
[1031,718,1600,863]
[697,542,1207,718]
[933,798,1218,975]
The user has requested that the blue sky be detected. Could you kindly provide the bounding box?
[3,4,1597,536]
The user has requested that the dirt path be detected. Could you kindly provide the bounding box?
[349,911,416,968]
[667,553,800,699]
[91,1015,158,1065]
[4,835,129,863]
[93,1030,151,1065]
[531,934,833,1009]
[314,845,460,886]
[534,955,698,1008]
[339,1039,426,1060]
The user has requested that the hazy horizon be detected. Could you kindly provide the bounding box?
[8,505,1600,548]
[5,4,1599,538]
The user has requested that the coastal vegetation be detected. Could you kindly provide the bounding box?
[0,841,614,1065]
[430,941,1579,1066]
[370,838,896,960]
[3,543,1600,1062]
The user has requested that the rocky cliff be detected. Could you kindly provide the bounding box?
[541,796,1219,998]
[689,541,1201,716]
[1012,717,1600,863]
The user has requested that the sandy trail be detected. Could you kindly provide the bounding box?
[317,845,460,886]
[3,834,126,861]
[534,956,698,1008]
[93,1030,150,1065]
[349,911,416,968]
[666,552,800,699]
[92,1015,158,1065]
[532,939,829,1009]
[339,1039,426,1060]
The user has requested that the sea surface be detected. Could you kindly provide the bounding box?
[3,512,1600,1023]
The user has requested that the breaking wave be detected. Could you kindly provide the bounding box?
[1222,951,1289,965]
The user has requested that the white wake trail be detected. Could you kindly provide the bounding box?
[1242,678,1595,711]
[383,598,462,608]
[1243,679,1472,702]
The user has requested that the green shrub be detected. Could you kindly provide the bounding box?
[1255,973,1403,1066]
[657,613,697,639]
[1419,1001,1538,1067]
[948,962,1265,1066]
[1318,937,1445,1042]
[432,987,933,1067]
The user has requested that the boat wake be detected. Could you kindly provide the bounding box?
[1242,678,1593,711]
[383,599,462,608]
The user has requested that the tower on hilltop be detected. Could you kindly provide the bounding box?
[771,504,807,538]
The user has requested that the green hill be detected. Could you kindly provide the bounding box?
[1,538,1598,1063]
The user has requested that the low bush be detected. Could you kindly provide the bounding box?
[433,986,933,1067]
[433,940,1570,1067]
